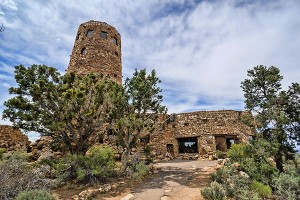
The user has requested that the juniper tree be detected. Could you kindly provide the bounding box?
[110,69,167,170]
[241,65,300,172]
[3,64,120,155]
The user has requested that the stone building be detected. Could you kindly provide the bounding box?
[67,20,122,84]
[148,110,253,160]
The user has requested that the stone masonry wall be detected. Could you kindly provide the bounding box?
[67,20,122,84]
[149,110,253,160]
[0,125,30,152]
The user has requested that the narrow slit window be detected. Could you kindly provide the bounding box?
[76,33,81,40]
[100,31,108,39]
[112,37,118,45]
[86,30,93,38]
[81,47,87,55]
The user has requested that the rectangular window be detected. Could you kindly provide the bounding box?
[112,37,118,45]
[178,137,198,153]
[100,31,108,39]
[87,30,93,38]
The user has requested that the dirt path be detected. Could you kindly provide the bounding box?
[98,160,218,200]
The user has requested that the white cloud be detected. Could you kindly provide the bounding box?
[0,0,300,140]
[0,0,18,10]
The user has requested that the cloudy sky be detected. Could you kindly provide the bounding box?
[1,0,300,140]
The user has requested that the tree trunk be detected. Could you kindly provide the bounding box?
[122,147,131,172]
[275,150,284,172]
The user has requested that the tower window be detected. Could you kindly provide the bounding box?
[87,30,93,38]
[76,33,81,40]
[115,51,118,56]
[100,31,108,39]
[112,37,118,45]
[81,47,87,55]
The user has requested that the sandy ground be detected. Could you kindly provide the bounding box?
[97,159,218,200]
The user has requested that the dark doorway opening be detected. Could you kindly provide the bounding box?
[215,136,238,152]
[178,137,198,153]
[167,144,175,158]
[226,138,235,150]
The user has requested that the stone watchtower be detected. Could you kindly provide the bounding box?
[67,20,122,84]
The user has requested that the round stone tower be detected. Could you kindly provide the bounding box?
[67,20,122,84]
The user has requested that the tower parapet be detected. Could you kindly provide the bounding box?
[67,20,122,84]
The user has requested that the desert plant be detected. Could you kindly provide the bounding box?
[16,189,55,200]
[215,150,225,159]
[0,152,53,200]
[240,157,278,185]
[272,170,300,200]
[201,181,226,200]
[57,145,116,184]
[226,143,247,162]
[251,181,272,199]
[210,163,262,200]
[0,148,4,160]
[144,145,153,164]
[211,164,234,184]
[132,161,150,180]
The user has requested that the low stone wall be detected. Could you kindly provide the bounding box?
[0,125,30,152]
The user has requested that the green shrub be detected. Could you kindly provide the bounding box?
[58,146,116,184]
[226,143,247,162]
[16,189,55,200]
[215,150,225,159]
[240,157,278,185]
[144,145,153,164]
[251,181,272,198]
[211,165,234,184]
[210,164,261,200]
[132,161,150,180]
[201,181,226,200]
[272,170,300,200]
[0,152,52,199]
[225,139,279,185]
[0,148,4,160]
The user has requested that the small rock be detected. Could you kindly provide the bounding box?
[222,158,230,165]
[239,171,249,178]
[232,162,240,167]
[217,159,224,164]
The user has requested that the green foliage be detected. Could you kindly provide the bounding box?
[16,190,55,200]
[226,143,247,161]
[143,145,153,164]
[241,65,300,172]
[110,69,167,170]
[226,139,278,185]
[0,152,52,200]
[250,181,272,199]
[215,150,225,159]
[85,145,116,178]
[0,148,4,160]
[57,146,116,184]
[210,163,262,200]
[211,165,234,185]
[132,161,150,180]
[201,181,226,200]
[3,65,123,155]
[272,169,300,200]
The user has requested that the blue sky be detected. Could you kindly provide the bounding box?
[1,0,300,140]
